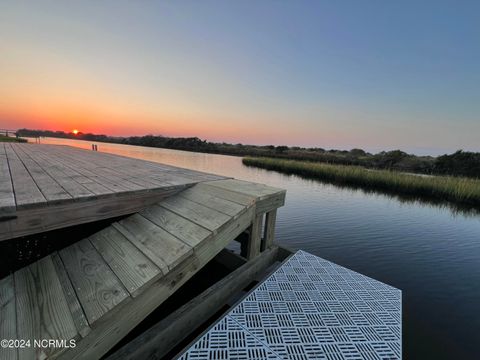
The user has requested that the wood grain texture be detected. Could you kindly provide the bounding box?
[90,226,162,297]
[178,187,246,216]
[16,144,99,198]
[40,148,143,193]
[11,145,72,203]
[55,198,257,360]
[0,275,17,360]
[59,239,130,325]
[206,179,282,198]
[262,209,277,251]
[255,191,286,215]
[15,256,78,360]
[247,214,263,260]
[199,180,285,215]
[160,196,231,232]
[114,214,192,270]
[0,144,16,218]
[51,253,91,338]
[140,205,212,248]
[4,144,46,209]
[194,182,256,206]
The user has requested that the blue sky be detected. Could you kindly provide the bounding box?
[1,1,479,155]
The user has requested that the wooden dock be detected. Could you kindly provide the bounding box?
[0,142,402,360]
[0,144,286,360]
[0,143,225,241]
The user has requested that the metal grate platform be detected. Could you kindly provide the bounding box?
[178,250,402,360]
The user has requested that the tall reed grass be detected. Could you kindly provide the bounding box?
[243,157,480,207]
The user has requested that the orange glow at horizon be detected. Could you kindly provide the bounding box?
[0,103,331,147]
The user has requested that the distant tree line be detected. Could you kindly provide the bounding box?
[16,128,480,178]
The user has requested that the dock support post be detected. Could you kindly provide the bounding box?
[262,209,277,251]
[246,214,263,260]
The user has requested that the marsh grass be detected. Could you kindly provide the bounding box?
[243,157,480,208]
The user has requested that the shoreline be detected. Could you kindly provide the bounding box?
[16,130,480,179]
[0,135,27,143]
[242,156,480,209]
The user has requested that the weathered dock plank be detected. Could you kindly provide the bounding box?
[51,253,91,338]
[140,205,212,248]
[114,214,193,270]
[178,186,247,216]
[0,176,286,360]
[206,178,282,198]
[0,143,227,241]
[194,182,256,206]
[160,196,232,232]
[17,144,110,197]
[0,275,17,360]
[90,227,162,297]
[205,179,286,214]
[15,256,78,360]
[59,239,130,324]
[11,145,73,203]
[4,144,47,209]
[39,146,148,192]
[0,144,16,218]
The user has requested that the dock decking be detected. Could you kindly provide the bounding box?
[0,178,286,360]
[178,250,402,360]
[0,143,226,241]
[0,142,403,360]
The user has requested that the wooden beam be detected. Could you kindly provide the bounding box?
[261,209,277,251]
[202,179,286,215]
[246,214,263,260]
[0,187,188,242]
[255,191,286,215]
[106,246,281,360]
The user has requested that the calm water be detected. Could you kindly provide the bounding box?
[34,138,480,359]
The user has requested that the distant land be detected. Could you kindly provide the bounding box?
[16,128,480,179]
[0,134,27,143]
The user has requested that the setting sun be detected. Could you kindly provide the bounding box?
[72,129,79,135]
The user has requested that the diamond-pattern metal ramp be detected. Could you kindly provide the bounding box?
[177,250,402,360]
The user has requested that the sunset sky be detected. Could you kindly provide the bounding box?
[1,1,479,155]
